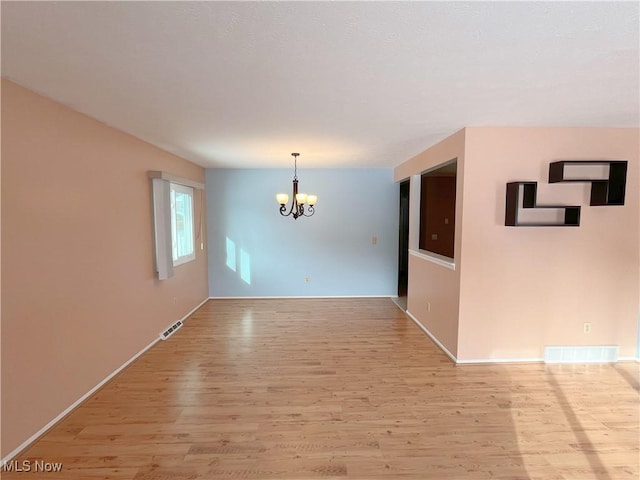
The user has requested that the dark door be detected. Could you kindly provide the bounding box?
[398,180,410,297]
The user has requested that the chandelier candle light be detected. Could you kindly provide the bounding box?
[276,153,318,219]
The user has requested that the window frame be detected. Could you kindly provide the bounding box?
[418,161,457,259]
[169,182,196,267]
[408,158,458,271]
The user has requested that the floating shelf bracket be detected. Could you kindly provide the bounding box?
[505,182,581,227]
[505,159,627,227]
[548,160,627,206]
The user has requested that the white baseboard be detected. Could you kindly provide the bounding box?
[1,337,159,463]
[618,356,640,363]
[183,297,210,318]
[1,297,209,463]
[390,297,407,312]
[404,310,545,365]
[209,295,394,299]
[405,310,458,363]
[456,357,544,364]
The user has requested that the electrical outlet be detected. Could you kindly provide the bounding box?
[173,297,177,305]
[431,234,438,240]
[371,236,377,245]
[427,302,431,312]
[305,277,311,284]
[583,322,591,334]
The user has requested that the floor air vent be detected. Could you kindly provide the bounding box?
[544,345,619,364]
[160,320,183,340]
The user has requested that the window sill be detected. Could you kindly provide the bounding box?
[409,249,455,271]
[173,254,196,267]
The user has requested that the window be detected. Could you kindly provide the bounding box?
[419,160,457,259]
[150,172,203,280]
[170,183,195,266]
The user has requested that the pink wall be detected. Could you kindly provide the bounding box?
[0,84,3,458]
[1,80,209,457]
[395,129,465,357]
[458,127,639,360]
[395,126,639,363]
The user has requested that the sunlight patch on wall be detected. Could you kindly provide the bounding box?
[240,248,251,285]
[225,237,236,271]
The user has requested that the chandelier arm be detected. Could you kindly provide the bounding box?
[281,199,297,217]
[280,177,298,217]
[303,206,315,217]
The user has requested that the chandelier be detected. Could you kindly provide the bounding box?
[276,153,317,219]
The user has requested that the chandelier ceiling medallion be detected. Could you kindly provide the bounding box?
[276,153,317,220]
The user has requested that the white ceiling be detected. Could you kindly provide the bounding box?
[2,1,638,168]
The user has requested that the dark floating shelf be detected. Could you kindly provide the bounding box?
[548,160,627,206]
[505,182,581,227]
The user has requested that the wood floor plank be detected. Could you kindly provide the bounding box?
[3,298,638,479]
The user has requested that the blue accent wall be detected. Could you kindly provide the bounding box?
[206,168,398,297]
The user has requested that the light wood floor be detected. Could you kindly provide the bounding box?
[5,298,639,479]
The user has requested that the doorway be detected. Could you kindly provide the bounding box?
[397,180,410,305]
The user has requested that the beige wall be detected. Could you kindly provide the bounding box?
[458,127,639,360]
[1,80,209,457]
[395,129,465,357]
[0,83,3,458]
[396,126,639,362]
